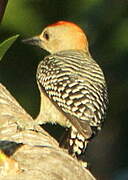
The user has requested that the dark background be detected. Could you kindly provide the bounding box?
[0,0,128,179]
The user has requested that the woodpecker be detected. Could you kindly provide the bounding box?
[23,21,108,158]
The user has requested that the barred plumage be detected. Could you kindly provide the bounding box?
[36,50,108,155]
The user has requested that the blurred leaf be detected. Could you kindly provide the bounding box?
[2,0,43,35]
[0,34,19,61]
[0,0,8,23]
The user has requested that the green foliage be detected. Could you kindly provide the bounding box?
[0,34,19,61]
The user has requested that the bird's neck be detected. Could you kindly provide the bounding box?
[53,49,91,58]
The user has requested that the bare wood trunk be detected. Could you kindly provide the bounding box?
[0,83,95,180]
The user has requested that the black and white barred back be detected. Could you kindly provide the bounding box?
[37,50,108,156]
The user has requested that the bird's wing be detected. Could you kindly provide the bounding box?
[37,52,107,139]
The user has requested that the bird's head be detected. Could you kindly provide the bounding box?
[23,21,88,54]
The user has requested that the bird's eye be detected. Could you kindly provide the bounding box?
[43,31,50,40]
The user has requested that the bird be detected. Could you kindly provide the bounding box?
[22,21,108,159]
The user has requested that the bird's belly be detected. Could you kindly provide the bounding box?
[36,90,70,127]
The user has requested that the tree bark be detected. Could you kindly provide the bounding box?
[0,83,95,180]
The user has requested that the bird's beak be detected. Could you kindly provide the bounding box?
[22,35,42,47]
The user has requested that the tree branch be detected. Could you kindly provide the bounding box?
[0,83,96,180]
